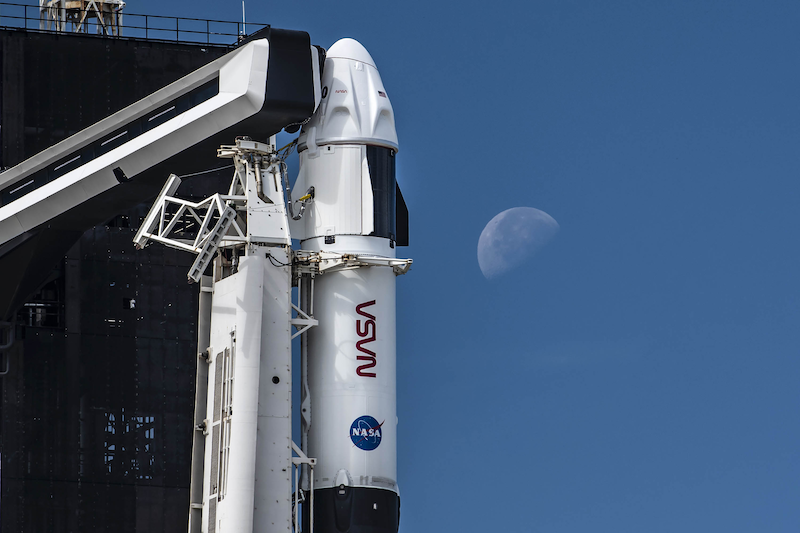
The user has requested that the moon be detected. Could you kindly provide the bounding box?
[477,207,559,279]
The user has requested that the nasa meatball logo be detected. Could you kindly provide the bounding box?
[350,415,384,451]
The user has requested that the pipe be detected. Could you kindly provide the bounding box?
[252,157,272,204]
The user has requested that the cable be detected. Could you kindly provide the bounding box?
[277,139,297,154]
[277,138,298,160]
[176,164,234,178]
[266,252,292,268]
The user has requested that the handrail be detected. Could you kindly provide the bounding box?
[0,2,268,45]
[0,319,13,351]
[0,319,14,376]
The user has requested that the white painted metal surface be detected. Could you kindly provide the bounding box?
[136,140,297,533]
[290,145,373,241]
[290,37,398,244]
[298,38,397,153]
[304,237,400,495]
[205,252,292,532]
[293,39,410,518]
[188,275,213,533]
[218,140,292,245]
[199,141,295,533]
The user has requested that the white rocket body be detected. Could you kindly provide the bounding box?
[307,237,398,489]
[290,38,404,533]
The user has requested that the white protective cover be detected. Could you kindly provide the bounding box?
[305,237,399,494]
[298,38,398,154]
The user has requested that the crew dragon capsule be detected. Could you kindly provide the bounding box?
[290,38,409,533]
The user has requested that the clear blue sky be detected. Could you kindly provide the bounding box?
[141,1,799,531]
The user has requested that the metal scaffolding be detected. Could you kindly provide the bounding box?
[39,0,125,36]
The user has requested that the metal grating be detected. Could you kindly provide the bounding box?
[210,424,220,496]
[213,353,223,423]
[208,497,217,533]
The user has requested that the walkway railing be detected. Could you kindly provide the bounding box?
[0,2,268,45]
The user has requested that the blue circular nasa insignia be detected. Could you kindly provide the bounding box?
[350,415,383,451]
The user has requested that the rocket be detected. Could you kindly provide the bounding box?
[119,33,407,533]
[290,38,408,533]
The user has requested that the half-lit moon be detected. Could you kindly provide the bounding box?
[477,207,559,279]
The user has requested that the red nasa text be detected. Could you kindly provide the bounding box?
[356,300,377,378]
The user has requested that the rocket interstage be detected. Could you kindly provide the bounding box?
[291,38,409,533]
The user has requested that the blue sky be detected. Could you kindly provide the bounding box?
[142,1,799,531]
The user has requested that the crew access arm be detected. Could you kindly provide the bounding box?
[0,28,322,320]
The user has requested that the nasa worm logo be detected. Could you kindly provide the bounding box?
[356,300,377,378]
[350,415,383,451]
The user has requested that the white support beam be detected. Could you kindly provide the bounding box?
[294,250,413,276]
[289,302,318,340]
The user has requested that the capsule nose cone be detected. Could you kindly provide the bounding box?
[326,38,377,69]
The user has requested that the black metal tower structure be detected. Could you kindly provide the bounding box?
[0,15,239,532]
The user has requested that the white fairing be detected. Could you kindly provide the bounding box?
[298,38,397,154]
[306,237,398,494]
